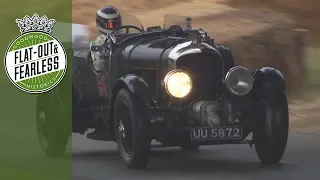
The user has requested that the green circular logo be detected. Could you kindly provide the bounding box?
[4,31,67,93]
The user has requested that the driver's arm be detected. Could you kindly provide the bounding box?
[90,35,110,56]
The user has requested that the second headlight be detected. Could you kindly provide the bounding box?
[164,69,192,98]
[225,66,254,96]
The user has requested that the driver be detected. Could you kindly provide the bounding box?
[88,6,123,140]
[184,17,192,31]
[90,6,123,71]
[91,6,123,52]
[90,5,123,71]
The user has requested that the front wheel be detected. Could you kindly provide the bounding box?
[114,89,151,169]
[254,90,289,164]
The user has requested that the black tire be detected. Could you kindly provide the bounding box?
[36,95,69,157]
[254,89,289,164]
[114,89,151,169]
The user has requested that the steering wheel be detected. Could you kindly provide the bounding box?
[111,25,143,34]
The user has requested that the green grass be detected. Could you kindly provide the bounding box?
[305,46,320,87]
[0,0,72,179]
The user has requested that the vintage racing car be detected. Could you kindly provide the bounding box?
[36,13,289,169]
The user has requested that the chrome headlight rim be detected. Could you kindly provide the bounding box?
[224,66,254,96]
[164,69,193,98]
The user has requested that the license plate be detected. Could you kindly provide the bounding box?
[190,126,242,141]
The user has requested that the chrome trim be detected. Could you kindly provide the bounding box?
[167,42,225,78]
[167,41,201,71]
[168,41,195,61]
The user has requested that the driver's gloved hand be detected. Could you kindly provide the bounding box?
[99,38,111,56]
[101,45,108,55]
[99,48,109,58]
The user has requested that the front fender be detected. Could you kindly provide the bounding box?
[109,74,151,141]
[252,66,285,91]
[113,74,152,106]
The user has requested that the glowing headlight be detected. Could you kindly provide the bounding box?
[164,70,192,98]
[225,66,254,96]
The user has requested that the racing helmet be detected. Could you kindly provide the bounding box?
[96,6,122,34]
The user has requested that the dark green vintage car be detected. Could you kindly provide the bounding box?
[36,14,288,169]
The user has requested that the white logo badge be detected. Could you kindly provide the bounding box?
[4,13,67,93]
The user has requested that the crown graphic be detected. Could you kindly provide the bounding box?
[15,13,56,34]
